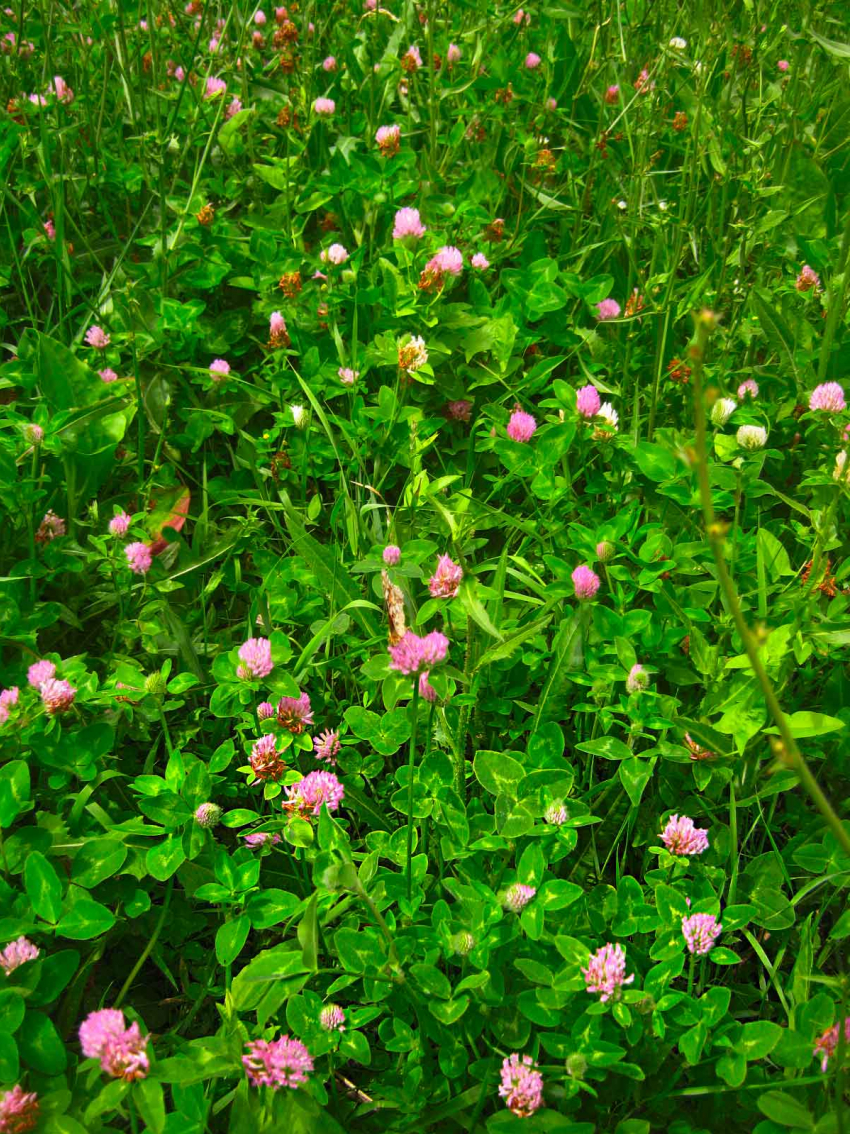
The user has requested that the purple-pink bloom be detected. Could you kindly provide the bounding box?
[429,554,463,598]
[99,368,119,383]
[338,367,359,384]
[383,545,401,566]
[375,124,401,155]
[447,399,472,421]
[35,510,65,543]
[604,84,620,103]
[51,76,74,104]
[276,692,313,733]
[546,96,557,110]
[0,688,19,709]
[257,701,275,720]
[237,637,274,680]
[499,1054,543,1118]
[255,9,267,24]
[249,733,285,782]
[809,382,845,412]
[319,1004,346,1032]
[269,310,287,340]
[85,325,110,349]
[660,814,709,856]
[796,264,821,292]
[209,359,231,379]
[419,671,437,702]
[737,378,759,400]
[582,942,634,1002]
[525,52,541,69]
[626,664,648,693]
[313,97,335,116]
[322,55,337,71]
[225,97,242,120]
[40,678,76,715]
[24,423,44,445]
[243,1035,313,1088]
[0,1085,39,1133]
[596,298,621,320]
[507,408,537,442]
[576,385,601,417]
[285,770,345,815]
[389,630,449,676]
[109,511,131,536]
[204,77,227,99]
[431,246,463,275]
[322,242,348,266]
[242,831,281,849]
[815,1018,850,1073]
[402,44,423,70]
[471,252,489,269]
[572,565,600,600]
[27,660,56,688]
[314,729,341,764]
[0,937,40,975]
[125,542,153,575]
[392,207,426,240]
[682,912,722,955]
[79,1008,150,1081]
[503,883,536,913]
[777,59,789,72]
[194,803,222,829]
[447,43,461,64]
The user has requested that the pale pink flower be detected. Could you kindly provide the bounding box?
[471,252,489,269]
[682,912,722,955]
[814,1018,850,1072]
[596,298,621,320]
[322,56,336,71]
[809,382,845,413]
[277,692,313,733]
[43,219,56,240]
[85,325,109,348]
[389,630,449,675]
[392,207,426,240]
[225,97,243,120]
[237,637,274,679]
[447,43,461,64]
[109,511,131,536]
[431,245,463,275]
[364,0,377,8]
[634,68,654,93]
[525,52,541,69]
[582,942,634,1002]
[604,85,620,103]
[499,1054,543,1118]
[313,97,335,116]
[209,37,220,52]
[402,44,423,70]
[507,408,537,442]
[210,359,231,379]
[0,1085,39,1133]
[242,831,281,848]
[383,545,401,566]
[0,937,40,975]
[285,770,345,815]
[576,385,601,417]
[28,93,47,107]
[254,9,267,24]
[796,264,821,292]
[546,96,557,110]
[79,1008,150,1081]
[572,565,600,600]
[660,814,709,855]
[737,378,759,399]
[375,124,401,155]
[513,8,530,25]
[174,65,185,82]
[257,701,275,720]
[243,1035,313,1089]
[0,688,19,709]
[544,801,569,825]
[194,803,222,828]
[99,368,119,383]
[338,367,359,384]
[204,77,227,99]
[269,310,288,343]
[429,554,463,598]
[418,672,437,702]
[626,664,648,693]
[503,883,536,913]
[125,542,153,575]
[777,59,789,72]
[40,678,75,715]
[36,510,65,543]
[51,76,74,104]
[322,242,348,265]
[27,660,56,688]
[320,1004,345,1031]
[314,729,341,764]
[23,423,44,445]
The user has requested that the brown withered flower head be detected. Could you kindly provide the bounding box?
[196,203,215,227]
[279,271,302,298]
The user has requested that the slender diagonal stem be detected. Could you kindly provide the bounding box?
[405,681,421,902]
[115,878,174,1007]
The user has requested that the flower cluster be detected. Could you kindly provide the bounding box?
[499,1054,543,1117]
[79,1008,150,1081]
[389,630,449,675]
[428,555,463,598]
[660,814,709,856]
[243,1035,313,1089]
[0,937,39,975]
[285,770,345,816]
[682,912,722,955]
[582,943,634,1002]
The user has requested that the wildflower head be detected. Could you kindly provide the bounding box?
[418,671,438,702]
[447,399,473,420]
[659,814,709,855]
[243,1035,313,1089]
[795,264,820,292]
[40,678,76,715]
[544,801,569,825]
[398,335,428,372]
[392,207,426,240]
[210,359,231,380]
[388,630,449,676]
[204,77,227,99]
[290,404,309,429]
[401,44,422,72]
[85,325,110,348]
[285,770,345,816]
[582,942,634,1002]
[383,545,401,566]
[499,1054,543,1117]
[503,883,536,913]
[429,554,463,599]
[524,52,541,69]
[814,1018,850,1073]
[79,1008,150,1081]
[626,664,648,693]
[710,398,737,426]
[0,1086,39,1134]
[737,424,767,450]
[572,565,600,600]
[777,59,789,72]
[249,733,286,782]
[322,243,348,266]
[507,407,537,442]
[669,36,687,49]
[23,423,44,445]
[338,367,359,385]
[125,542,153,575]
[276,692,313,733]
[596,540,615,562]
[682,912,722,955]
[314,729,341,764]
[809,382,845,413]
[242,831,282,849]
[322,55,336,71]
[451,930,475,956]
[319,1004,345,1032]
[596,298,621,321]
[238,638,274,680]
[99,368,119,383]
[257,701,275,720]
[0,936,40,975]
[471,252,489,270]
[604,84,620,103]
[376,124,401,156]
[447,43,461,64]
[27,660,56,688]
[109,511,131,536]
[577,385,601,418]
[269,310,289,348]
[194,803,222,829]
[313,97,335,116]
[35,511,66,543]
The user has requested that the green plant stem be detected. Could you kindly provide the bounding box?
[405,681,421,902]
[690,316,850,857]
[817,203,850,384]
[687,953,696,998]
[157,701,175,760]
[115,878,174,1007]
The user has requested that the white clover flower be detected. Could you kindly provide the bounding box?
[669,36,687,50]
[290,404,309,429]
[736,425,767,450]
[597,403,619,430]
[710,398,736,426]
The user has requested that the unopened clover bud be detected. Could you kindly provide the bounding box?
[194,802,222,828]
[565,1053,587,1079]
[144,671,167,696]
[290,404,309,429]
[710,398,736,426]
[451,931,475,956]
[23,423,44,445]
[596,540,615,563]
